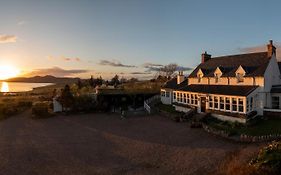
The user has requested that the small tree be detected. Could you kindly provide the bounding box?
[89,75,94,87]
[77,79,83,89]
[60,85,74,111]
[110,74,120,86]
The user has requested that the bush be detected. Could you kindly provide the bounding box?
[250,141,281,173]
[32,102,51,118]
[73,95,96,112]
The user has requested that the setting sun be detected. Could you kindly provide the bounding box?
[0,65,20,80]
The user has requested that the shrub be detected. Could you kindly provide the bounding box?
[250,141,281,173]
[32,102,51,118]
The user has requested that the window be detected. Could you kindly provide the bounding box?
[183,93,187,103]
[272,96,280,109]
[232,98,237,112]
[179,93,183,103]
[236,73,244,83]
[250,97,253,110]
[215,74,219,83]
[173,92,176,100]
[195,95,198,105]
[161,90,165,97]
[214,96,219,109]
[238,98,244,112]
[187,94,190,104]
[226,97,230,110]
[191,94,194,104]
[220,97,225,110]
[198,74,202,83]
[166,91,170,98]
[209,96,213,108]
[246,98,250,112]
[177,92,180,102]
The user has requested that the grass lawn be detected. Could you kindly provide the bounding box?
[238,118,281,136]
[156,103,179,114]
[203,116,281,136]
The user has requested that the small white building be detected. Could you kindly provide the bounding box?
[161,40,281,123]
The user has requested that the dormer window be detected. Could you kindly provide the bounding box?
[236,73,244,83]
[197,69,204,83]
[214,73,219,83]
[214,67,222,83]
[198,74,202,83]
[235,65,246,83]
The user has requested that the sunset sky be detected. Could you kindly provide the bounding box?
[0,0,281,79]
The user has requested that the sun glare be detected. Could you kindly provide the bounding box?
[0,65,20,80]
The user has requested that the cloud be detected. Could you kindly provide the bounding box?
[24,67,89,77]
[142,62,163,72]
[17,20,26,26]
[130,71,152,75]
[0,35,17,43]
[176,66,193,71]
[98,59,136,68]
[142,62,192,72]
[239,42,281,60]
[142,62,163,68]
[46,56,81,62]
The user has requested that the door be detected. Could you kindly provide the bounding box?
[200,97,206,112]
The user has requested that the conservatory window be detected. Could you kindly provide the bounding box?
[238,98,244,112]
[232,98,238,112]
[226,97,230,110]
[220,97,225,110]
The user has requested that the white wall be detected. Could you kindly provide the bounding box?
[161,89,172,105]
[264,54,281,92]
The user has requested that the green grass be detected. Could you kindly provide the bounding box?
[238,119,281,136]
[156,103,179,114]
[203,116,281,136]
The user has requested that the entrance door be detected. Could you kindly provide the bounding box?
[200,97,206,112]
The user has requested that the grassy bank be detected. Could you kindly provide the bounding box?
[203,116,281,136]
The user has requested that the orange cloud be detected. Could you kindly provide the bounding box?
[0,35,17,43]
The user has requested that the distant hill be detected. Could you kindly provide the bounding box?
[6,75,80,83]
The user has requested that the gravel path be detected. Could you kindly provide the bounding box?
[0,111,261,175]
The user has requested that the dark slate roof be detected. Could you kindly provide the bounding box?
[271,85,281,93]
[162,77,188,89]
[189,52,269,78]
[178,85,258,96]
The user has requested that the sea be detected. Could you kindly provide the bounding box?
[0,82,53,93]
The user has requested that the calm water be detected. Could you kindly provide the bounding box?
[0,82,53,93]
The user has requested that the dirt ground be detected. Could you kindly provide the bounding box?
[0,111,263,175]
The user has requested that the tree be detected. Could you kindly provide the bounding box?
[120,77,127,84]
[159,63,178,77]
[89,75,94,87]
[60,84,74,111]
[96,76,103,86]
[77,79,83,89]
[110,74,120,86]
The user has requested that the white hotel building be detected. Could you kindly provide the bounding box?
[161,41,281,123]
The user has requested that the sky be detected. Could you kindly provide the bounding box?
[0,0,281,79]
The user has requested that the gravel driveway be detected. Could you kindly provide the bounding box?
[0,111,261,175]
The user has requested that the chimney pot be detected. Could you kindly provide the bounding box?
[201,51,211,63]
[267,40,276,58]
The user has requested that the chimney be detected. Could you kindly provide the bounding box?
[201,51,211,63]
[177,71,185,84]
[267,40,276,58]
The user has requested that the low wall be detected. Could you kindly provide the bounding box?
[202,124,281,143]
[174,105,191,113]
[211,113,246,124]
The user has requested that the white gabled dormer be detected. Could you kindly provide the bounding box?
[235,65,246,83]
[214,67,222,83]
[197,68,204,83]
